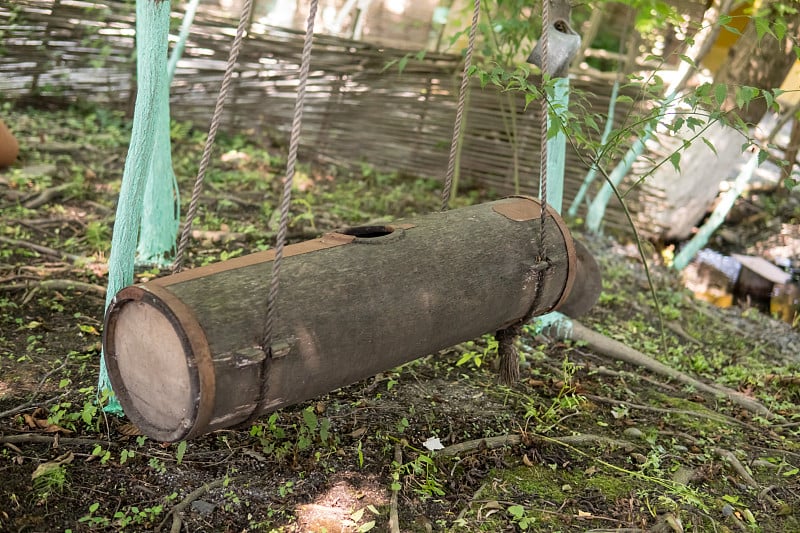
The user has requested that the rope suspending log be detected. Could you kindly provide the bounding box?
[172,0,256,272]
[247,0,319,427]
[495,0,581,384]
[440,0,480,211]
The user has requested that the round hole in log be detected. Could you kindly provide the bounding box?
[338,225,394,238]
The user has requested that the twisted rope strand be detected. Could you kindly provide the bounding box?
[538,0,550,255]
[172,0,255,272]
[243,0,319,426]
[441,0,480,211]
[261,0,318,354]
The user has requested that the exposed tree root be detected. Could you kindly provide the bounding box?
[0,236,83,263]
[583,394,749,428]
[158,476,242,533]
[439,432,637,458]
[388,443,402,533]
[23,182,73,209]
[0,434,113,447]
[546,319,776,420]
[0,278,106,296]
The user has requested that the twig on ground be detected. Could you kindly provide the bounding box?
[0,434,114,447]
[388,443,401,533]
[0,236,83,263]
[23,182,73,209]
[548,320,776,420]
[0,357,70,419]
[589,364,681,392]
[665,321,702,345]
[438,432,637,458]
[158,476,241,533]
[714,447,759,488]
[583,394,749,427]
[0,278,106,296]
[455,482,487,521]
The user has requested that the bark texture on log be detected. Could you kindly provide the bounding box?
[103,197,598,442]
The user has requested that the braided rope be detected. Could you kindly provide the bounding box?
[243,0,319,425]
[538,0,550,254]
[498,0,553,385]
[261,0,318,354]
[440,0,480,211]
[172,0,255,272]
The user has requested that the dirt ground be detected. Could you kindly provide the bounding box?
[1,105,799,532]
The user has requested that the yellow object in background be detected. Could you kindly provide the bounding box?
[771,283,800,325]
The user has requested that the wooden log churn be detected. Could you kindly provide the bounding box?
[103,196,601,441]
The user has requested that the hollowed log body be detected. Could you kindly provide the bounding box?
[103,197,598,441]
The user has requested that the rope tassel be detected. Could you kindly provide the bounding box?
[496,323,522,385]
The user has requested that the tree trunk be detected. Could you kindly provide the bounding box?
[714,0,800,125]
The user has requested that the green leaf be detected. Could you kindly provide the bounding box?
[763,90,774,112]
[508,505,525,519]
[714,84,727,107]
[669,152,681,172]
[524,92,536,108]
[176,440,187,465]
[757,149,768,166]
[722,24,741,36]
[456,352,473,366]
[702,137,718,156]
[754,17,771,40]
[774,19,787,41]
[616,95,634,104]
[357,521,376,532]
[678,54,695,67]
[397,55,409,74]
[319,418,330,443]
[303,408,318,431]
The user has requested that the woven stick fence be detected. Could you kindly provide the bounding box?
[1,0,662,235]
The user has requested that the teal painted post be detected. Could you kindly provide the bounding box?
[536,80,571,328]
[585,91,678,234]
[544,77,569,214]
[672,153,760,271]
[98,0,172,413]
[568,79,619,218]
[167,0,201,82]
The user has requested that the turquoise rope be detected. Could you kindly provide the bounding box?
[99,0,172,413]
[136,0,199,267]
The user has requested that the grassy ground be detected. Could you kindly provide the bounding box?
[1,104,799,532]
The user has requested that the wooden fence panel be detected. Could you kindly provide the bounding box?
[0,0,655,235]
